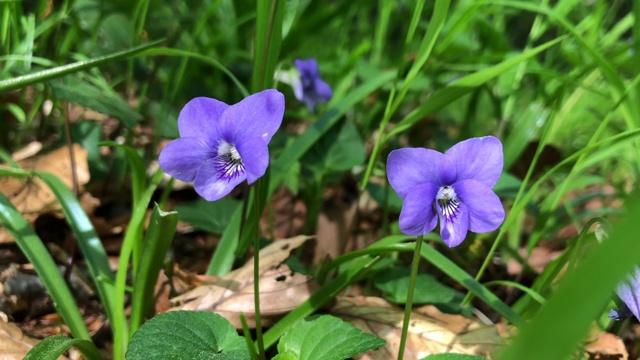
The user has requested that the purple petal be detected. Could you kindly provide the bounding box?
[454,179,505,233]
[616,267,640,321]
[398,184,439,236]
[193,159,246,201]
[313,79,333,102]
[220,89,284,143]
[178,97,229,139]
[444,136,503,188]
[235,136,269,184]
[159,137,211,182]
[387,148,455,199]
[295,59,319,78]
[437,201,469,247]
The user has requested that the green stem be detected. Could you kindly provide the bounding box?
[252,180,266,360]
[398,235,423,360]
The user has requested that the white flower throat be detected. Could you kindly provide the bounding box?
[436,185,460,219]
[216,141,244,179]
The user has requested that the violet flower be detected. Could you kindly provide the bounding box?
[293,58,332,113]
[159,89,284,201]
[386,136,505,247]
[610,267,640,321]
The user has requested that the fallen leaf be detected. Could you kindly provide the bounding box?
[331,296,503,360]
[171,235,320,328]
[0,311,67,360]
[0,144,90,244]
[584,331,627,360]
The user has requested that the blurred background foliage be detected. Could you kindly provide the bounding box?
[1,0,638,321]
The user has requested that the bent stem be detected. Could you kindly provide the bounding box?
[398,235,424,360]
[252,179,266,360]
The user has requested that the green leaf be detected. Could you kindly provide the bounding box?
[272,354,298,360]
[421,354,488,360]
[126,311,249,360]
[175,198,241,234]
[24,335,103,360]
[276,315,385,360]
[302,119,365,177]
[49,77,142,128]
[373,268,466,313]
[366,182,403,212]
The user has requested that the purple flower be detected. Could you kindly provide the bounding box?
[293,58,332,112]
[610,267,640,321]
[386,136,505,247]
[159,89,284,201]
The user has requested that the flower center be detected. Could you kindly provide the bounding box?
[436,185,460,220]
[215,141,244,180]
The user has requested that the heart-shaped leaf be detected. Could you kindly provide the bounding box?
[275,314,385,360]
[126,311,249,360]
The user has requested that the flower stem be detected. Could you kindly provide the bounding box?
[252,179,266,360]
[398,235,423,360]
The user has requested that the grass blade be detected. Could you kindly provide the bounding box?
[385,36,564,141]
[0,192,91,341]
[36,171,118,323]
[0,40,163,93]
[498,195,640,360]
[252,0,285,92]
[129,204,178,336]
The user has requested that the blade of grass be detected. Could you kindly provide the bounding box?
[466,127,640,306]
[98,142,146,215]
[384,35,565,141]
[113,169,164,359]
[136,47,249,97]
[361,0,450,189]
[498,194,640,360]
[0,39,163,92]
[252,0,285,92]
[0,192,91,341]
[35,171,118,321]
[129,204,178,336]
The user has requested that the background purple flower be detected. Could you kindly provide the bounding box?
[159,89,284,201]
[386,136,505,247]
[293,58,332,113]
[610,267,640,321]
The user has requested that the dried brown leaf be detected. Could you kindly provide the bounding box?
[171,235,319,328]
[0,312,67,360]
[331,296,503,360]
[585,332,627,360]
[0,144,90,244]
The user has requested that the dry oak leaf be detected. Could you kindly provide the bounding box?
[0,144,90,244]
[171,235,319,328]
[331,296,503,360]
[0,312,67,360]
[584,332,627,360]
